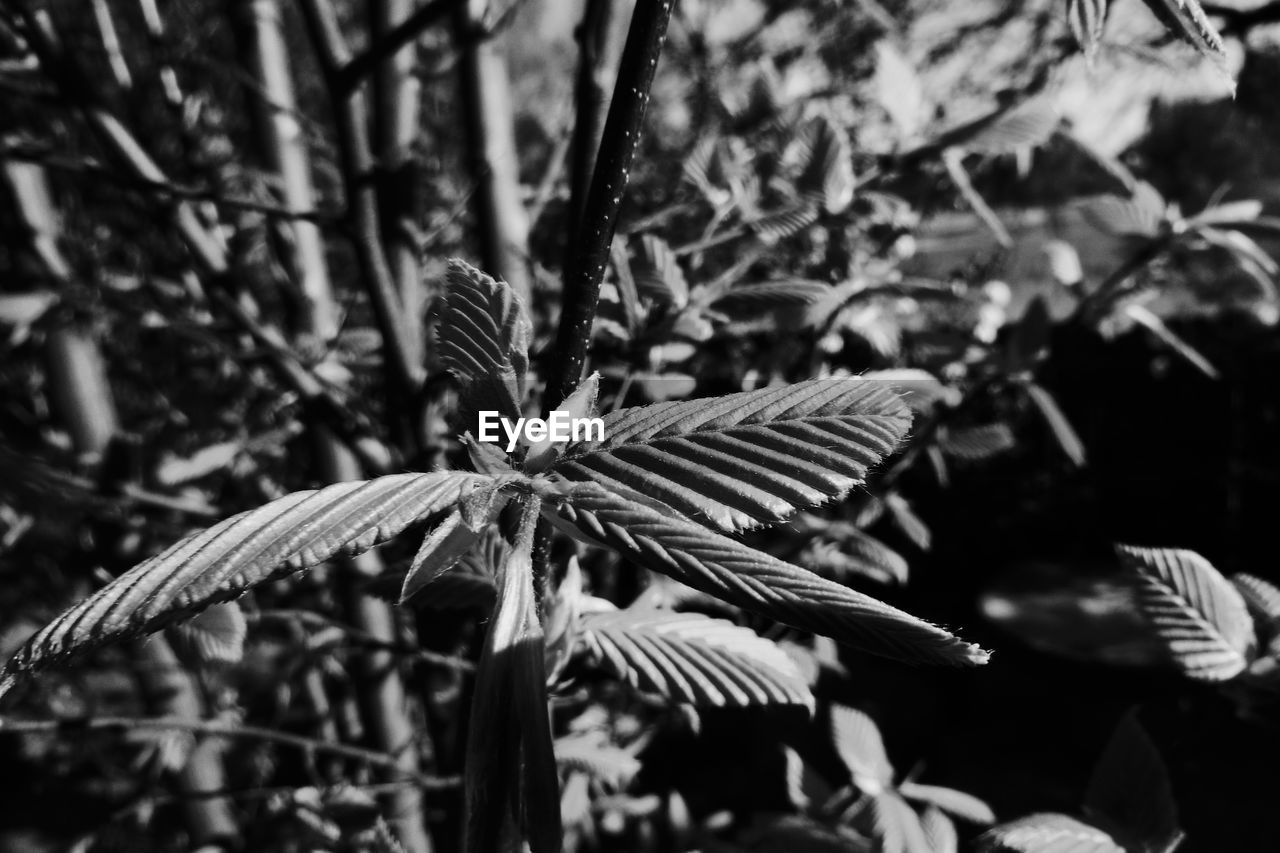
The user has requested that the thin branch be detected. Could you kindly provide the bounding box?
[0,716,458,790]
[341,0,457,91]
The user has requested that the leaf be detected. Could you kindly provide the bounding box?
[920,806,958,853]
[976,814,1123,853]
[1078,183,1167,238]
[1043,239,1085,288]
[860,369,961,411]
[167,602,246,665]
[542,481,988,666]
[929,94,1060,157]
[748,202,821,245]
[551,379,911,534]
[525,373,601,473]
[400,490,509,605]
[1083,713,1181,853]
[465,498,561,853]
[155,440,243,487]
[1024,383,1086,467]
[1116,544,1255,681]
[436,259,531,424]
[631,235,689,309]
[1138,0,1230,87]
[577,609,814,709]
[939,423,1017,462]
[1069,0,1110,62]
[1231,573,1280,627]
[873,40,928,141]
[831,704,894,789]
[899,781,996,825]
[1,471,486,697]
[1123,304,1220,380]
[712,280,834,316]
[859,791,931,853]
[555,734,641,790]
[798,522,910,587]
[884,493,932,551]
[609,237,644,335]
[795,115,856,214]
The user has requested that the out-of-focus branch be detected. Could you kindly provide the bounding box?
[370,0,425,366]
[341,0,456,91]
[455,0,532,303]
[0,716,461,789]
[233,4,433,849]
[546,0,676,406]
[298,0,426,402]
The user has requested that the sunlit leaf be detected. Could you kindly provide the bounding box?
[921,806,958,853]
[1116,544,1255,681]
[578,609,814,709]
[976,813,1123,853]
[543,481,988,666]
[899,781,996,825]
[831,704,894,789]
[167,602,246,665]
[1069,0,1110,62]
[437,259,531,425]
[552,379,911,534]
[1,471,486,696]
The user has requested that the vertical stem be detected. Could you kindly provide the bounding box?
[370,0,425,363]
[298,0,425,402]
[231,4,432,850]
[566,0,618,249]
[547,0,675,407]
[455,0,532,303]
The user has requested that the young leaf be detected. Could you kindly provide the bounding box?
[831,704,894,790]
[525,373,601,473]
[542,481,988,666]
[940,423,1017,461]
[577,609,814,709]
[1116,544,1255,681]
[551,379,911,534]
[1083,713,1182,853]
[1231,573,1280,633]
[1069,0,1110,62]
[1,471,487,697]
[794,115,855,214]
[976,814,1124,853]
[899,781,996,824]
[798,522,910,587]
[437,259,532,424]
[464,497,561,853]
[630,235,689,309]
[400,494,509,605]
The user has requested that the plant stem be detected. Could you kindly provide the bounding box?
[547,0,676,407]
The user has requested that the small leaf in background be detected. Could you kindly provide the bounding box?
[1083,712,1182,853]
[630,235,689,310]
[873,40,928,142]
[976,813,1124,852]
[940,423,1017,462]
[921,805,959,853]
[830,704,894,791]
[154,440,244,487]
[794,115,856,214]
[167,602,246,665]
[899,781,996,825]
[1231,573,1280,648]
[1078,182,1167,239]
[1069,0,1110,62]
[1024,382,1087,466]
[884,492,932,551]
[1116,544,1255,681]
[577,609,814,709]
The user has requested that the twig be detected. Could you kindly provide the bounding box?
[0,716,457,789]
[340,0,457,91]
